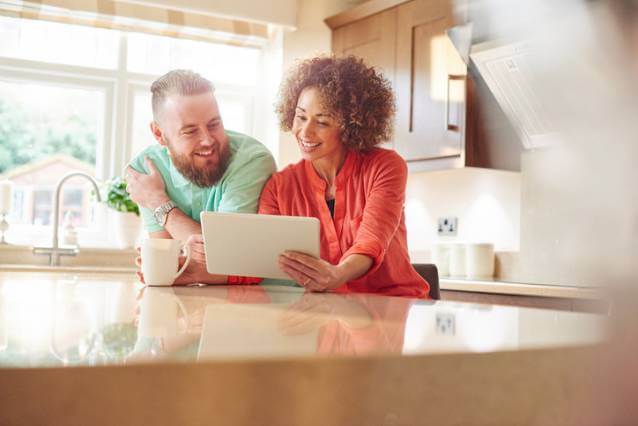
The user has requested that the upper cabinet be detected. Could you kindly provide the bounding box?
[326,0,521,172]
[331,9,397,150]
[395,0,466,164]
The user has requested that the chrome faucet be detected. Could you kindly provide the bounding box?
[33,172,102,266]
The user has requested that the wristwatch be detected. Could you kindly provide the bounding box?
[153,200,177,227]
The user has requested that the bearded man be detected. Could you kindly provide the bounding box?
[126,69,276,246]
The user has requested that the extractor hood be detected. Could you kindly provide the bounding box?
[447,21,559,150]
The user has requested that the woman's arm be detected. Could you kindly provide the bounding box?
[340,151,408,276]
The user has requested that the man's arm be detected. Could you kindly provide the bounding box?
[127,157,201,241]
[150,230,172,239]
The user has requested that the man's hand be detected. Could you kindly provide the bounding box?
[126,157,170,210]
[184,234,207,264]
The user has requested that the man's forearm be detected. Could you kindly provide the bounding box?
[164,208,202,241]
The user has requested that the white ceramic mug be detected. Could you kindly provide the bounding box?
[141,238,191,286]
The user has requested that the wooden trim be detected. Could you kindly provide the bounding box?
[324,0,411,29]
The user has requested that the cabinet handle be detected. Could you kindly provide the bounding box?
[446,74,465,132]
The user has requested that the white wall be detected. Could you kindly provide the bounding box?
[405,168,521,255]
[119,0,298,27]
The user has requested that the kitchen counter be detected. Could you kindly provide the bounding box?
[0,270,611,425]
[440,277,601,299]
[0,270,606,368]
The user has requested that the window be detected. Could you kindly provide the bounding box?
[0,16,118,69]
[0,15,274,246]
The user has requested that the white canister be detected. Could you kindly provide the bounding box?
[431,244,450,277]
[465,243,495,279]
[448,244,466,277]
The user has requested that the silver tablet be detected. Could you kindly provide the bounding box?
[200,211,320,280]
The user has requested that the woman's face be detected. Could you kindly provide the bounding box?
[292,87,344,163]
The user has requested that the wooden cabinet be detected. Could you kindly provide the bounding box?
[394,0,466,165]
[332,9,397,149]
[326,0,521,171]
[332,9,397,90]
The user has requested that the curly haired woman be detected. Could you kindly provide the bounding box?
[262,55,430,298]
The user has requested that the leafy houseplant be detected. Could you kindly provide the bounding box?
[104,177,139,216]
[104,177,141,248]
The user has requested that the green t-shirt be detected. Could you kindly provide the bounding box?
[128,130,276,233]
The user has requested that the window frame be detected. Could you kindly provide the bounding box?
[0,24,265,247]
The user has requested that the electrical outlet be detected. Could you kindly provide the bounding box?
[435,312,456,336]
[437,216,458,236]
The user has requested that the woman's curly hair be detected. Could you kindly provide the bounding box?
[275,55,395,151]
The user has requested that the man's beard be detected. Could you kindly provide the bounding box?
[167,138,231,188]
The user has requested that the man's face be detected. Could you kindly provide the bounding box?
[153,92,230,187]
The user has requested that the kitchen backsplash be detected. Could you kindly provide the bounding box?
[405,167,521,253]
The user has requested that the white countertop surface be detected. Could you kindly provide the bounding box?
[0,270,607,368]
[440,278,602,299]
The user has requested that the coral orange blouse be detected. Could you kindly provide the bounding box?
[258,148,430,298]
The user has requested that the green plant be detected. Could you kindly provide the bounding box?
[104,177,139,216]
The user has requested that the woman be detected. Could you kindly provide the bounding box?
[261,55,429,298]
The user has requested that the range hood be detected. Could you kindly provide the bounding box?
[447,23,559,150]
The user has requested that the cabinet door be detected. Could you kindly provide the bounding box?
[395,0,467,162]
[332,9,397,149]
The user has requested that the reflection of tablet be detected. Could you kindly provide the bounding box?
[197,304,318,360]
[200,211,320,280]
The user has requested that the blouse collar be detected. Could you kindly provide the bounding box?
[304,149,357,191]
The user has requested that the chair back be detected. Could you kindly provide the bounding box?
[412,263,440,300]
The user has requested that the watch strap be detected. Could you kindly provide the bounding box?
[153,200,176,227]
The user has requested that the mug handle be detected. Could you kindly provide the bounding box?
[173,243,191,281]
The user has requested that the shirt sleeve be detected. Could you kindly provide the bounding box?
[340,152,408,277]
[257,175,281,215]
[218,152,277,213]
[128,153,164,233]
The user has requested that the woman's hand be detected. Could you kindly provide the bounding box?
[278,251,345,292]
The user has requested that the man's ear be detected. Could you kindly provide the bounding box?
[150,121,167,146]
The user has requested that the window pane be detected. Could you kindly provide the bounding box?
[216,92,252,134]
[0,16,118,69]
[129,91,154,160]
[127,32,260,86]
[0,80,103,228]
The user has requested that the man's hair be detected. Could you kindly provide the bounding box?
[151,69,215,121]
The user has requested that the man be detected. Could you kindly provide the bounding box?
[126,69,276,283]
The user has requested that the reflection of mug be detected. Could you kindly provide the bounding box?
[141,238,191,286]
[138,287,189,338]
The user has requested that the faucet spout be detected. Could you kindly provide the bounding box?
[34,172,102,266]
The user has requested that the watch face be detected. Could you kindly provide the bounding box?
[154,211,163,224]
